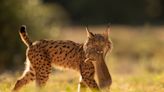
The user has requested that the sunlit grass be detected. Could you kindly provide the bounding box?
[0,61,163,92]
[111,72,164,92]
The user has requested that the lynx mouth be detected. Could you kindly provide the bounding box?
[85,49,104,63]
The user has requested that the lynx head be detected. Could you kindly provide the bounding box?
[83,27,112,61]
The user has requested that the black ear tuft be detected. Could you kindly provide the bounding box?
[20,25,26,33]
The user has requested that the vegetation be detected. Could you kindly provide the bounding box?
[0,71,164,92]
[44,0,163,24]
[0,0,68,72]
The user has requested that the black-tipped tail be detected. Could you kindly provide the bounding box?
[19,25,32,47]
[20,25,26,33]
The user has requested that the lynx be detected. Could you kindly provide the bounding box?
[12,25,112,92]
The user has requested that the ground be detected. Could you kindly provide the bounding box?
[0,60,164,92]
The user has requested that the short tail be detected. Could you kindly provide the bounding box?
[19,25,32,47]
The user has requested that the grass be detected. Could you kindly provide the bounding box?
[111,72,164,92]
[0,25,164,92]
[0,61,164,92]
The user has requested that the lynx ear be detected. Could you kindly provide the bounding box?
[103,26,110,39]
[86,27,94,38]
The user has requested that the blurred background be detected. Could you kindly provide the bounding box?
[0,0,164,73]
[0,0,164,91]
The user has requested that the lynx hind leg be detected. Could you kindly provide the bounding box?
[34,56,52,88]
[35,65,51,88]
[12,67,35,92]
[80,62,100,92]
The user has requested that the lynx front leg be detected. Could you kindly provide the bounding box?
[82,77,100,92]
[80,62,100,92]
[78,76,87,92]
[12,69,35,92]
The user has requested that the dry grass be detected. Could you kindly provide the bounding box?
[0,67,164,92]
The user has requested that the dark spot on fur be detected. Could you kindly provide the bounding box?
[54,51,58,54]
[62,45,66,48]
[69,56,72,58]
[49,46,52,48]
[67,46,70,49]
[54,45,58,48]
[47,63,50,66]
[51,42,54,45]
[67,48,74,54]
[59,48,62,54]
[30,73,35,76]
[72,53,75,57]
[63,58,65,60]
